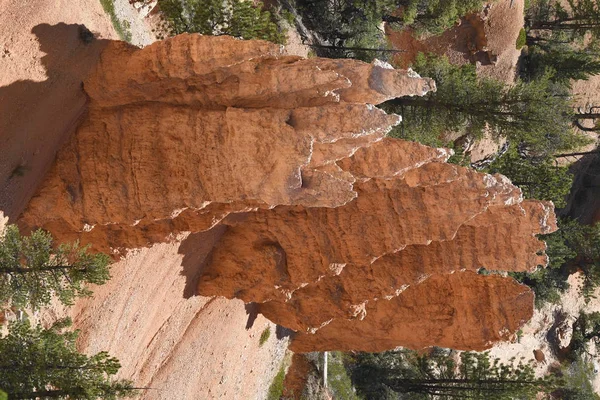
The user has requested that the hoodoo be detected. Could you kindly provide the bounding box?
[18,34,556,352]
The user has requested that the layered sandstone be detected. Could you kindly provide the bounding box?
[19,34,556,352]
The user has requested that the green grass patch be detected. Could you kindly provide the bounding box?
[267,363,286,400]
[327,352,362,399]
[99,0,132,42]
[516,28,527,49]
[259,326,271,347]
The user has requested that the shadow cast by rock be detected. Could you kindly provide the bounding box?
[178,225,227,299]
[0,23,110,220]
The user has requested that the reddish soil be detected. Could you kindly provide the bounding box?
[387,0,524,84]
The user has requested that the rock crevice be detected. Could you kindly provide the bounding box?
[18,34,556,353]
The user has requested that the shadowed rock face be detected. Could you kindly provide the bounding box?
[18,34,557,352]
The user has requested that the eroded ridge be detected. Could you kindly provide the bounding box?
[18,34,556,352]
[18,34,433,251]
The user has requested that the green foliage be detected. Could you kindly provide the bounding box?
[267,363,286,400]
[516,28,527,49]
[568,312,600,356]
[0,225,111,310]
[296,0,393,62]
[349,348,557,399]
[520,43,600,83]
[555,219,600,298]
[529,0,600,39]
[557,357,600,399]
[297,0,483,60]
[383,53,580,154]
[327,352,362,400]
[259,326,271,346]
[486,147,573,207]
[0,318,134,399]
[399,0,484,35]
[99,0,132,42]
[157,0,285,44]
[512,217,579,307]
[0,390,6,400]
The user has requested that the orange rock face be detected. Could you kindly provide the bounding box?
[19,34,557,352]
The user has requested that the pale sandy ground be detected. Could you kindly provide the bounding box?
[38,229,289,400]
[490,273,600,391]
[476,0,524,83]
[113,0,156,46]
[0,2,288,399]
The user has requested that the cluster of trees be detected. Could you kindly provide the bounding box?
[294,0,484,60]
[348,348,564,399]
[290,0,600,398]
[0,225,133,399]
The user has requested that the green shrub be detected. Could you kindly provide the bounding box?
[267,364,286,400]
[327,352,362,400]
[516,28,527,49]
[158,0,286,44]
[259,326,271,347]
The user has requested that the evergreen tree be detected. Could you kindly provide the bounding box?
[0,225,111,310]
[157,0,285,44]
[522,44,600,83]
[350,349,557,399]
[296,0,484,60]
[382,53,582,154]
[0,318,134,399]
[569,311,600,356]
[555,357,600,399]
[397,0,484,35]
[296,0,394,61]
[486,147,573,207]
[529,0,600,39]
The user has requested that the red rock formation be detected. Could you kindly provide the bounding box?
[18,34,557,353]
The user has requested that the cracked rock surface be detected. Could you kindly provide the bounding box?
[19,34,556,352]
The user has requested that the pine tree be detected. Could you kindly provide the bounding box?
[382,53,583,154]
[486,147,573,207]
[0,318,134,399]
[350,349,558,399]
[522,44,600,83]
[398,0,484,35]
[529,0,600,38]
[0,225,111,310]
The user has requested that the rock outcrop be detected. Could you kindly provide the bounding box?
[18,34,557,352]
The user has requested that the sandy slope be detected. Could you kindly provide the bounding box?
[41,229,289,400]
[0,0,117,220]
[0,2,288,399]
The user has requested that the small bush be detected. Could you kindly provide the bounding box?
[259,326,271,347]
[78,25,95,44]
[267,364,286,400]
[516,28,527,49]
